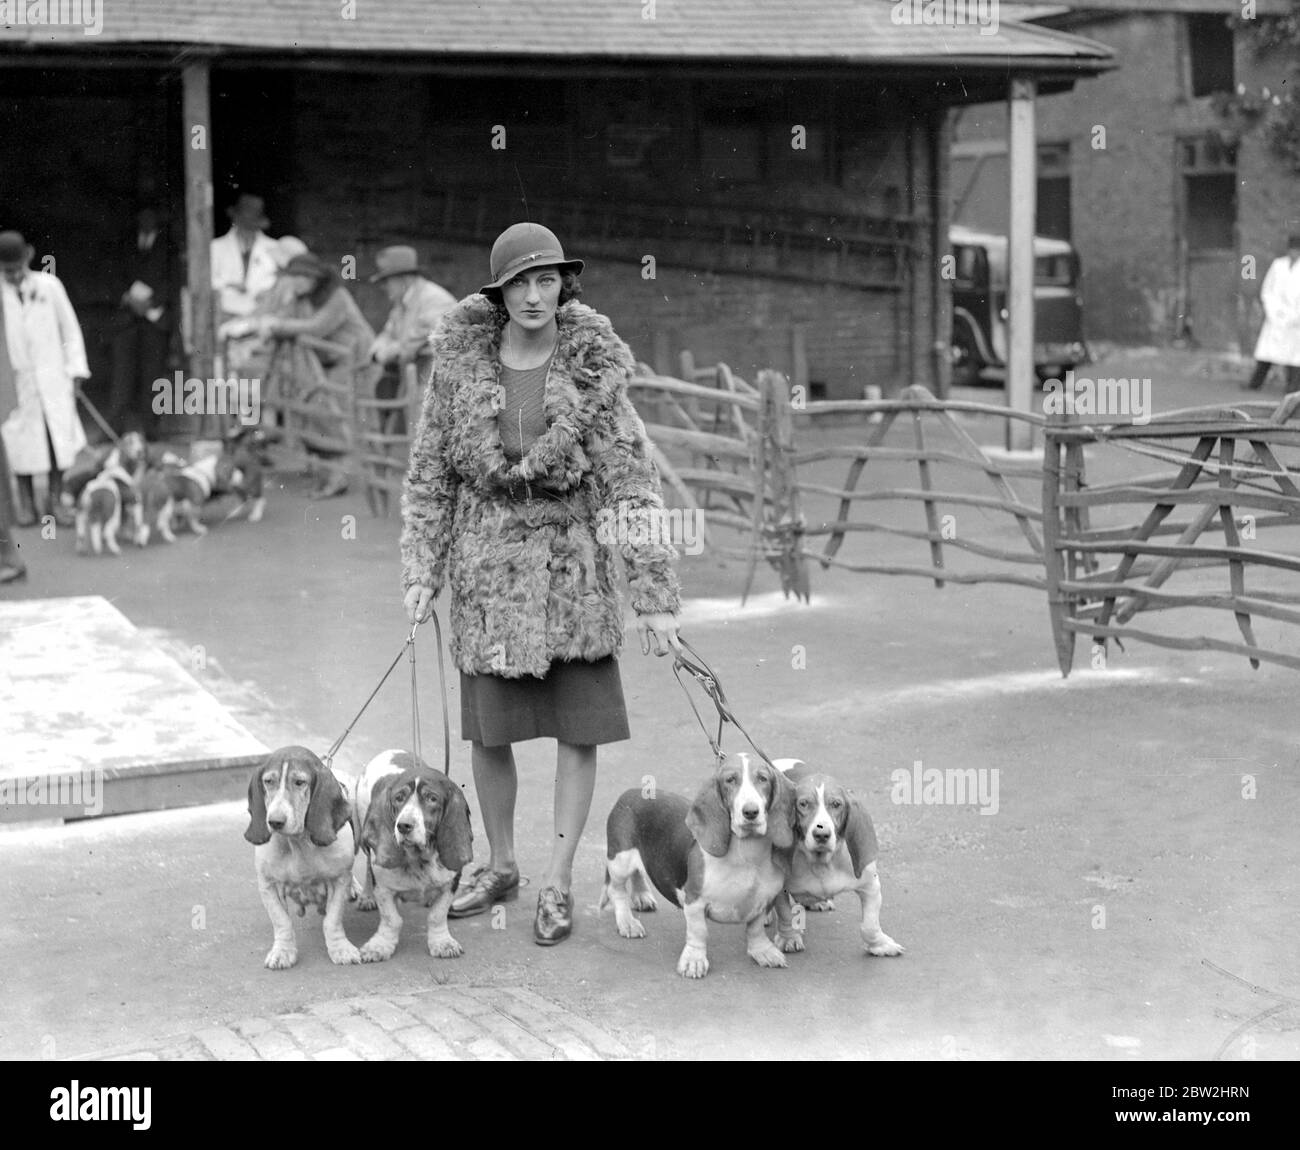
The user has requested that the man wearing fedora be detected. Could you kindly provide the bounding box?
[211,193,281,323]
[368,245,456,435]
[0,230,89,529]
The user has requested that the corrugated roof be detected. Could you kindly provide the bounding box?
[0,0,1114,68]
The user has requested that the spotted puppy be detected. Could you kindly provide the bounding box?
[353,750,473,962]
[244,746,362,970]
[599,752,795,978]
[771,760,904,958]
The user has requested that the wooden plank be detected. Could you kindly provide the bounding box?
[627,374,761,411]
[1006,74,1037,453]
[813,554,1047,590]
[801,519,1044,564]
[912,410,945,588]
[794,443,1042,478]
[1059,538,1300,574]
[1061,620,1300,673]
[1057,486,1300,515]
[1041,424,1076,676]
[1060,582,1300,625]
[182,62,215,407]
[1217,437,1261,668]
[797,483,1045,521]
[802,396,1047,426]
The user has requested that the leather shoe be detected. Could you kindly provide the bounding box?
[533,885,573,946]
[448,864,520,918]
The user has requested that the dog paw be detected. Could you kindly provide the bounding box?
[359,941,395,964]
[616,916,646,939]
[354,895,378,912]
[327,941,362,965]
[264,944,298,970]
[864,934,905,957]
[428,937,463,959]
[631,892,657,912]
[800,897,835,912]
[777,931,806,954]
[749,943,789,969]
[677,948,709,979]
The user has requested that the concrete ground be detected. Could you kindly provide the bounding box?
[1,348,1297,1061]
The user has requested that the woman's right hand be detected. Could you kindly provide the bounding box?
[404,583,434,624]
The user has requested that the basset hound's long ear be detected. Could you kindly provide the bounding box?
[243,760,271,846]
[687,775,732,858]
[361,777,407,870]
[435,780,474,874]
[844,792,881,879]
[305,756,352,848]
[765,762,796,850]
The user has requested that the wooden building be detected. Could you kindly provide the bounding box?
[2,0,1111,410]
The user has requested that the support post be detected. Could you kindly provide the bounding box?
[183,61,215,408]
[1007,75,1037,452]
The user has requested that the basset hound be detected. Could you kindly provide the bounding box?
[352,750,474,962]
[244,746,362,970]
[598,752,796,978]
[75,464,140,557]
[771,760,904,958]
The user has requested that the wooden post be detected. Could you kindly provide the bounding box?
[183,61,215,414]
[1007,76,1037,452]
[1041,416,1076,676]
[931,108,953,399]
[790,324,809,404]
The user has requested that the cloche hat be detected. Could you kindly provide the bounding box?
[480,222,583,294]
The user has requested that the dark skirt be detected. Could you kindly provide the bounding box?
[460,655,630,748]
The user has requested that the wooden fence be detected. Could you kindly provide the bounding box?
[1042,394,1300,675]
[626,358,810,600]
[785,382,1048,591]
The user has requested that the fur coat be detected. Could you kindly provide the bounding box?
[400,296,681,678]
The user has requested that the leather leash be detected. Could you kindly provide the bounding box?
[323,610,451,775]
[671,636,774,768]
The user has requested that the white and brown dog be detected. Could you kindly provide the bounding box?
[352,750,473,962]
[771,760,904,958]
[599,752,795,978]
[75,464,140,556]
[243,746,361,970]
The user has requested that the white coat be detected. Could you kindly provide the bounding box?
[1254,254,1300,367]
[0,271,89,474]
[211,228,282,318]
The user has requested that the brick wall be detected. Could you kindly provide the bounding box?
[951,13,1298,350]
[280,68,930,398]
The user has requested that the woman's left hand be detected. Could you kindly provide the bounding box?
[638,612,682,657]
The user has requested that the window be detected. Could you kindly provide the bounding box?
[1037,142,1071,240]
[1187,14,1235,98]
[1179,135,1237,253]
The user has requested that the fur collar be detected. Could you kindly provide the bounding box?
[434,296,636,492]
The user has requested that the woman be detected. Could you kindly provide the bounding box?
[400,222,681,944]
[258,251,377,497]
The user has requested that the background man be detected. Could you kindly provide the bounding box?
[0,230,89,528]
[368,245,456,434]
